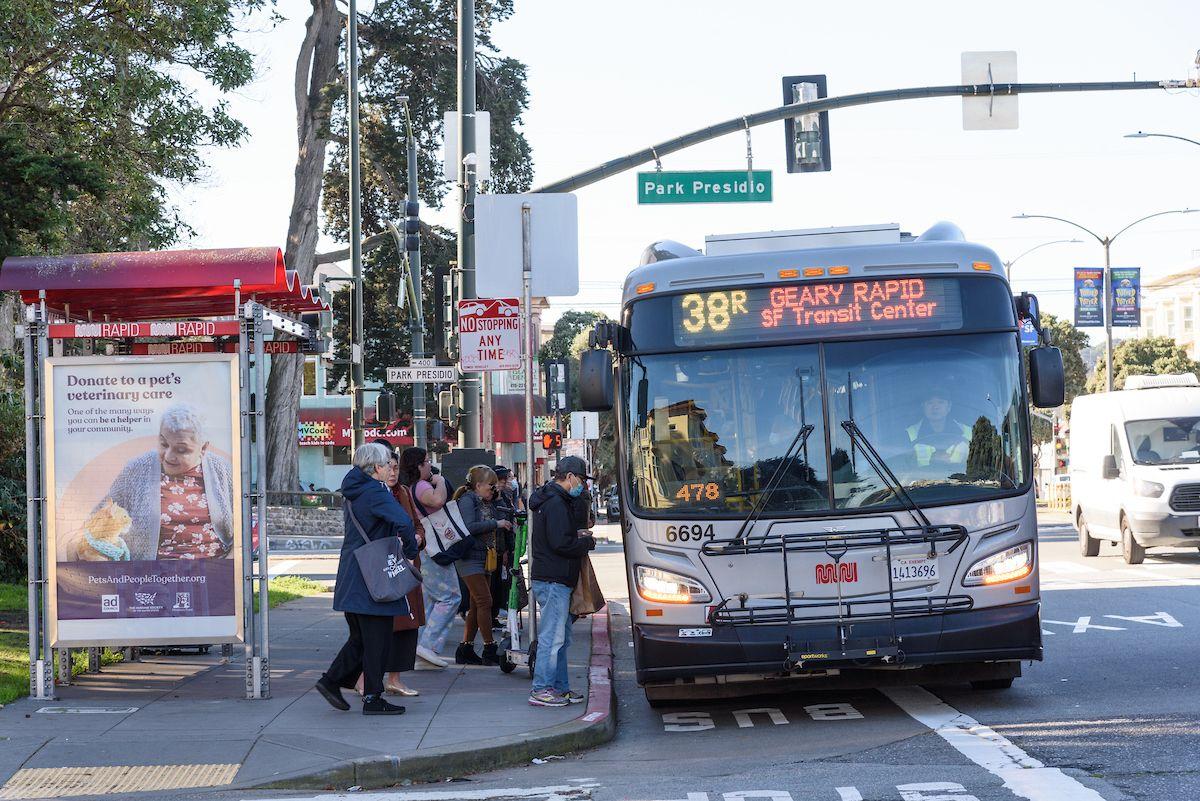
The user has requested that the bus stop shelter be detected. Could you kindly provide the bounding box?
[0,247,328,700]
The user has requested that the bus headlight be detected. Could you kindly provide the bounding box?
[1135,479,1164,498]
[635,566,711,604]
[962,542,1033,587]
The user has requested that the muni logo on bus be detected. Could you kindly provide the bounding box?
[815,562,859,584]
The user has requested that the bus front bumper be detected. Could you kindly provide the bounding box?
[633,602,1041,685]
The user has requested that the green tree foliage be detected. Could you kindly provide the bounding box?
[540,310,607,363]
[1087,336,1200,394]
[0,354,25,582]
[0,0,263,259]
[1028,312,1090,442]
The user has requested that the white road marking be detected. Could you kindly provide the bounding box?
[244,786,594,801]
[883,686,1106,801]
[834,790,863,801]
[1043,616,1125,633]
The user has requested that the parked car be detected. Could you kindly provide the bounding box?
[606,489,620,520]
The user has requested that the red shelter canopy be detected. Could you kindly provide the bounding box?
[0,247,327,320]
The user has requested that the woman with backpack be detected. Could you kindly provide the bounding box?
[453,465,513,666]
[398,447,458,670]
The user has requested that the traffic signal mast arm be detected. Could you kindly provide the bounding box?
[532,79,1177,195]
[315,77,1187,265]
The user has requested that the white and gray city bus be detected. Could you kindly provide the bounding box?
[579,222,1065,705]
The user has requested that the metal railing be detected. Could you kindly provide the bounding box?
[266,490,343,509]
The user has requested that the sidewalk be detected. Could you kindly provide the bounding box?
[0,596,614,799]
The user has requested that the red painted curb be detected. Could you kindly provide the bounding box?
[581,604,613,724]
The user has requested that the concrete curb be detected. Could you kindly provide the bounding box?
[244,605,616,791]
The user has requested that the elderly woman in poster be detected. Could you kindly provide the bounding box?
[77,403,235,561]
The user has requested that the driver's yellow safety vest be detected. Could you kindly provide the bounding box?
[906,422,972,466]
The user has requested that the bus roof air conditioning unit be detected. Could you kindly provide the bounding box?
[1124,373,1200,390]
[704,224,901,256]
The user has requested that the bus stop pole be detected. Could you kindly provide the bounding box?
[521,203,538,646]
[253,304,270,698]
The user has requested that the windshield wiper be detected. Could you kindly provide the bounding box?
[840,419,933,530]
[730,423,815,546]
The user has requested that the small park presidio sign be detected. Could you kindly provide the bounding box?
[638,170,772,204]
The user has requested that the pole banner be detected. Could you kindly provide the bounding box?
[1074,268,1104,327]
[1110,267,1141,327]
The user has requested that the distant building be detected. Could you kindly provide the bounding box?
[1137,266,1200,358]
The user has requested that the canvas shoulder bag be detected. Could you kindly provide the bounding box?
[420,500,474,566]
[346,498,422,603]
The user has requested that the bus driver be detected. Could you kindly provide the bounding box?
[907,390,972,467]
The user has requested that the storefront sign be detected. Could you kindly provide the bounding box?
[298,408,413,447]
[1111,267,1141,327]
[1074,268,1104,327]
[43,355,243,647]
[458,298,521,372]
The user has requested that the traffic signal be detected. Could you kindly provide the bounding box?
[376,391,396,423]
[404,200,420,252]
[541,431,562,451]
[782,74,831,173]
[1053,423,1069,473]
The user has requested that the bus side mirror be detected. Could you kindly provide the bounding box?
[1028,346,1065,408]
[1102,454,1120,479]
[579,350,614,412]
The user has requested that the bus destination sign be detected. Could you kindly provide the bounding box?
[672,277,964,346]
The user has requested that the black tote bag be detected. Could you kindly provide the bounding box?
[345,498,422,603]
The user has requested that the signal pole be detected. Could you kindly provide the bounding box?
[456,0,481,447]
[347,0,365,449]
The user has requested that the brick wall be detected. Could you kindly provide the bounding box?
[266,506,344,551]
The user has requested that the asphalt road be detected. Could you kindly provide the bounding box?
[238,517,1200,801]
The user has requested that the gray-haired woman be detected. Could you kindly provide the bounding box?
[83,403,234,561]
[317,443,420,716]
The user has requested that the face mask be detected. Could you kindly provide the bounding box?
[568,478,584,497]
[509,478,519,491]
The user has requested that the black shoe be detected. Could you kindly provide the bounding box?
[481,642,500,666]
[455,642,483,665]
[315,678,350,711]
[362,694,405,715]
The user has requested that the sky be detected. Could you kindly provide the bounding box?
[172,0,1200,338]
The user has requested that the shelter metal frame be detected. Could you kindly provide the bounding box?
[23,297,320,700]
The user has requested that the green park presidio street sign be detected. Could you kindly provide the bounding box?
[638,170,773,204]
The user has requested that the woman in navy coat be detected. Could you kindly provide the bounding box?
[315,443,419,716]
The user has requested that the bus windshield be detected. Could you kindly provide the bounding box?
[624,333,1030,516]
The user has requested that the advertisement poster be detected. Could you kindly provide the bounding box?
[45,355,243,647]
[1111,267,1141,327]
[1074,268,1104,327]
[458,297,521,372]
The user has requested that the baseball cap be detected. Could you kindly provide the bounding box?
[556,455,595,481]
[494,465,511,478]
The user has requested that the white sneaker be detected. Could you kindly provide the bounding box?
[416,646,448,668]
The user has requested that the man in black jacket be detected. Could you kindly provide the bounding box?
[526,456,596,707]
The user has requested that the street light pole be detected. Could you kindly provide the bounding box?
[347,0,365,449]
[457,0,480,448]
[1014,209,1198,392]
[404,103,427,452]
[1003,238,1082,286]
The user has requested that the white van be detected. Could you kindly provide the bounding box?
[1070,373,1200,563]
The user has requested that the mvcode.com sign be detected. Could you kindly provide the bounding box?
[459,298,521,372]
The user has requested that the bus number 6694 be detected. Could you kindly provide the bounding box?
[665,524,716,543]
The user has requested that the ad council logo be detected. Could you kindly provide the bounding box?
[101,595,120,613]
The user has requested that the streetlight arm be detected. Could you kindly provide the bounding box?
[1012,214,1104,245]
[1110,208,1196,244]
[1006,238,1081,267]
[1126,131,1200,148]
